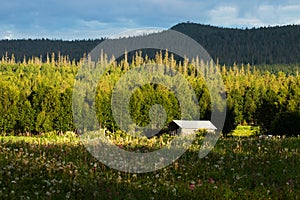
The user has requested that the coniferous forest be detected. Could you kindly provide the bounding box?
[0,49,299,136]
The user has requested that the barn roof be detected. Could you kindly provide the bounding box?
[172,120,217,130]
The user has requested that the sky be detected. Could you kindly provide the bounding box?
[0,0,300,40]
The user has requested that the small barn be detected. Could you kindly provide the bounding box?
[168,120,217,136]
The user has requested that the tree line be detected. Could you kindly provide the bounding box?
[1,22,300,66]
[0,51,299,136]
[0,38,104,63]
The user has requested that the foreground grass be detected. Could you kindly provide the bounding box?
[0,134,299,199]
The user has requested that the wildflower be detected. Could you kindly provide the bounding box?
[189,184,195,190]
[284,148,289,152]
[66,192,71,199]
[286,179,293,186]
[117,176,122,182]
[208,178,215,184]
[197,179,203,186]
[172,188,176,194]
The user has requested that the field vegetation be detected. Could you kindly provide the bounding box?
[0,132,299,199]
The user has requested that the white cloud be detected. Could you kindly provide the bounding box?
[77,20,108,29]
[208,3,300,28]
[3,31,13,40]
[280,5,300,11]
[0,24,15,39]
[109,27,165,39]
[257,4,300,26]
[210,6,237,16]
[208,6,265,27]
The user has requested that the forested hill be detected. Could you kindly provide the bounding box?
[0,38,104,62]
[1,23,300,65]
[171,22,300,66]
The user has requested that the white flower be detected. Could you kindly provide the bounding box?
[117,176,122,182]
[66,192,71,199]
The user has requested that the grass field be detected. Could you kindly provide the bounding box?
[0,132,299,199]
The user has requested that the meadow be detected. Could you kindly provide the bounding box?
[0,132,299,199]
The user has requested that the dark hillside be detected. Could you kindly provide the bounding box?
[171,22,300,65]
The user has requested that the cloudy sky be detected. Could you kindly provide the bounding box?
[1,0,300,40]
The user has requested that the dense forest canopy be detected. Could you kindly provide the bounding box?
[0,38,104,63]
[0,51,299,136]
[171,22,300,66]
[1,22,300,66]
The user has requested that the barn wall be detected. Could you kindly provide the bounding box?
[180,128,197,135]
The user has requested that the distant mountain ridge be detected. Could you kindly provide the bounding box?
[171,22,300,65]
[1,22,300,65]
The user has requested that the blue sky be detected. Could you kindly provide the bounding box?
[1,0,300,40]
